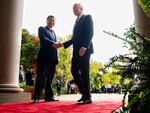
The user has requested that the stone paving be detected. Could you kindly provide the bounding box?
[55,93,128,102]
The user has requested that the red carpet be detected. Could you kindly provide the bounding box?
[0,100,121,113]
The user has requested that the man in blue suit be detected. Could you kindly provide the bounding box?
[61,3,94,104]
[33,15,60,103]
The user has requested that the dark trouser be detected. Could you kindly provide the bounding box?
[67,85,70,94]
[33,62,56,100]
[57,87,61,95]
[71,51,91,100]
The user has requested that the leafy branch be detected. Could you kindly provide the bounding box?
[103,25,150,113]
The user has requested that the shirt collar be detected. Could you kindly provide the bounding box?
[47,26,53,31]
[78,13,83,20]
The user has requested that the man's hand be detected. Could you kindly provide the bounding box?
[52,42,64,49]
[79,47,87,56]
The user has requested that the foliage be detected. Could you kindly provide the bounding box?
[90,60,121,92]
[19,82,33,88]
[104,25,150,113]
[138,0,150,17]
[101,72,121,85]
[90,60,102,92]
[54,35,72,87]
[20,29,39,68]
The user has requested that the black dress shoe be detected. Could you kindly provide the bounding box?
[78,99,92,104]
[32,99,39,103]
[45,98,59,102]
[77,96,84,103]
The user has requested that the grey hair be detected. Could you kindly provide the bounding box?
[73,3,83,10]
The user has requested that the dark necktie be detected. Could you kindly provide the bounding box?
[75,17,79,23]
[50,29,56,40]
[50,29,54,36]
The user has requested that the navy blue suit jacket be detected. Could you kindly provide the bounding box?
[37,26,58,65]
[63,14,94,54]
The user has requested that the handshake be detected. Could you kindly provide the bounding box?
[52,42,64,49]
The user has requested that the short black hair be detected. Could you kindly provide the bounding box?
[47,15,55,20]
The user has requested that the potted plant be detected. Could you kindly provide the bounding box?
[19,82,34,99]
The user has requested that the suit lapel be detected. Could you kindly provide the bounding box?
[74,15,85,29]
[45,26,56,41]
[73,15,85,35]
[76,15,85,25]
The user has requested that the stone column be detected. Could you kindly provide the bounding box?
[133,0,150,36]
[0,0,24,93]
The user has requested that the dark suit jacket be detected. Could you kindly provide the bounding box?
[63,14,94,54]
[37,26,58,65]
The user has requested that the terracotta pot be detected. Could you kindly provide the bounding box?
[23,88,34,99]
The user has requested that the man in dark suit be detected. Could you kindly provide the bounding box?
[33,15,60,103]
[60,3,94,104]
